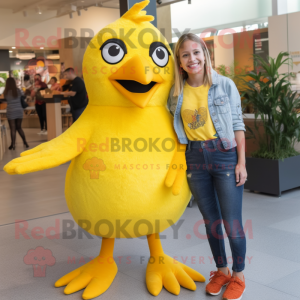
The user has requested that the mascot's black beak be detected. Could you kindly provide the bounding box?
[109,55,163,108]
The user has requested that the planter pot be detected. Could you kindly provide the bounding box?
[244,155,300,196]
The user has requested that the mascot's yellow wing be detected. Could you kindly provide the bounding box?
[165,143,187,195]
[3,105,96,175]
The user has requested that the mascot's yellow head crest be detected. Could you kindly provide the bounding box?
[83,0,174,108]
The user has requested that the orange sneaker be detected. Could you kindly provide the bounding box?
[222,275,246,300]
[206,267,231,295]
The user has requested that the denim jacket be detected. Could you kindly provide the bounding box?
[167,68,246,150]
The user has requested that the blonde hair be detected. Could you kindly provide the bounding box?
[173,33,213,97]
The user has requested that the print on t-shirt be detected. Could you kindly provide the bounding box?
[182,107,207,130]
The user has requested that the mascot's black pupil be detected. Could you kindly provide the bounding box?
[109,45,120,56]
[156,48,165,60]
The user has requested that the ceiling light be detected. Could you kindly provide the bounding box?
[9,50,13,53]
[36,6,42,14]
[12,47,16,49]
[46,54,60,60]
[16,53,36,60]
[69,12,73,18]
[23,11,27,17]
[77,10,81,16]
[40,47,44,49]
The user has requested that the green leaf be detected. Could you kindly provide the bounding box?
[244,51,300,159]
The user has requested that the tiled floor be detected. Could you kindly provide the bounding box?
[0,128,69,225]
[1,128,300,299]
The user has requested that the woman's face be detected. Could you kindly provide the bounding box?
[178,40,205,76]
[50,79,55,85]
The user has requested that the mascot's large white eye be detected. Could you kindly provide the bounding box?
[149,42,170,68]
[100,39,127,65]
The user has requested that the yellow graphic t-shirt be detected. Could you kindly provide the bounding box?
[181,81,217,141]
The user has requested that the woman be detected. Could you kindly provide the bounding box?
[3,78,29,150]
[167,33,247,300]
[31,73,48,135]
[49,76,62,92]
[23,74,32,90]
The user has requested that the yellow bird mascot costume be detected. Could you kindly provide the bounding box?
[4,1,205,298]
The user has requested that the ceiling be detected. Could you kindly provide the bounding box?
[0,0,185,17]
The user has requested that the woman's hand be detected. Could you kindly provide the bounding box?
[235,163,247,186]
[234,130,247,186]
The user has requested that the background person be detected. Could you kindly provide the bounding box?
[3,77,29,150]
[61,80,72,92]
[49,77,62,92]
[62,68,88,122]
[23,74,32,90]
[31,73,48,135]
[22,74,35,106]
[168,33,247,300]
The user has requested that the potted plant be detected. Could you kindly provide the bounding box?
[241,51,300,196]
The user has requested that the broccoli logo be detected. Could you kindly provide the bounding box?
[83,157,106,179]
[23,246,55,277]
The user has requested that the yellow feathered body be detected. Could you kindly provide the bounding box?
[65,105,190,238]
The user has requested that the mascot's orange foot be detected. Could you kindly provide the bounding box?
[146,253,205,296]
[54,255,118,299]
